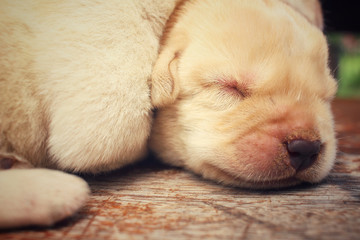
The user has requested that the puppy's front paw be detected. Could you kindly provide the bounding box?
[0,169,90,228]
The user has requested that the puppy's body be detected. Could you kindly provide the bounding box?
[0,0,337,229]
[0,0,176,172]
[0,0,177,228]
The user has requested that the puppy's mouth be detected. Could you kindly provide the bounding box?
[200,163,303,189]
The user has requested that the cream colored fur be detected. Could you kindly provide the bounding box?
[0,0,177,228]
[0,169,89,228]
[0,0,337,229]
[0,0,176,172]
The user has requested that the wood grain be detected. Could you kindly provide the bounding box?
[1,99,360,240]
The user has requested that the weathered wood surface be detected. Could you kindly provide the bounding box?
[1,98,360,240]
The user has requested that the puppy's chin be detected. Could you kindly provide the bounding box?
[198,163,302,189]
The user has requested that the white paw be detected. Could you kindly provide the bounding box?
[0,169,90,228]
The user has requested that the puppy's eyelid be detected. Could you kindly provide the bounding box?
[237,84,250,98]
[215,78,250,98]
[233,86,247,98]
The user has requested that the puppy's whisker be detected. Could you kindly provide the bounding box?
[336,136,353,140]
[270,97,276,106]
[331,64,340,76]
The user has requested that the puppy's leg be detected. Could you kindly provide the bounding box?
[0,168,90,229]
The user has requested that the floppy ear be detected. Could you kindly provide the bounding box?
[281,0,324,30]
[151,46,181,108]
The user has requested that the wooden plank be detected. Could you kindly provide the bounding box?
[1,99,359,240]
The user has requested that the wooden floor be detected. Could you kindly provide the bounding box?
[1,99,360,240]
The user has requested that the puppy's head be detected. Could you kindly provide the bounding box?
[150,0,337,188]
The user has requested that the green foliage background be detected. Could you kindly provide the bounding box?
[328,34,360,98]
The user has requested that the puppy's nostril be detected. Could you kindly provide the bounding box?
[286,140,321,172]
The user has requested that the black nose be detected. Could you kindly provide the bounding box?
[286,140,321,171]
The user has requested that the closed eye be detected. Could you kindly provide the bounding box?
[216,77,250,98]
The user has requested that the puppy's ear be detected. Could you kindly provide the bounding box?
[281,0,324,30]
[151,47,181,108]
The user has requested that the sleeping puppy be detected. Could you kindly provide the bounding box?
[0,0,337,229]
[150,0,337,189]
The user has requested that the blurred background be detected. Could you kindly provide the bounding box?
[320,0,360,98]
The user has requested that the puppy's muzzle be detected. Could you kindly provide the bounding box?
[286,139,322,171]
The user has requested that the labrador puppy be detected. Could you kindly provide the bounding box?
[0,0,337,229]
[150,0,337,189]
